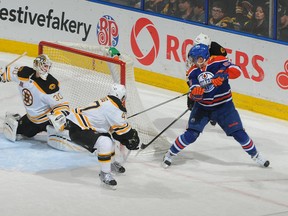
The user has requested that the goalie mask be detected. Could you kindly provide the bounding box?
[108,83,126,102]
[33,54,52,80]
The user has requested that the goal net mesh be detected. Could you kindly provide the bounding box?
[39,41,170,156]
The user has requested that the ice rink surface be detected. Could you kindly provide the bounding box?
[1,53,288,216]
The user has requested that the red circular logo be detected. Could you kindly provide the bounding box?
[276,60,288,90]
[130,18,160,65]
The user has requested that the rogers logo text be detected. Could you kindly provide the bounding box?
[131,18,160,65]
[97,15,119,46]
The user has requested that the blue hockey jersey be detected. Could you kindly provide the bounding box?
[186,55,242,109]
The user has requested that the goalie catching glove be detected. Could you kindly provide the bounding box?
[113,129,140,150]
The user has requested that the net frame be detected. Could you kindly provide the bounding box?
[39,41,126,84]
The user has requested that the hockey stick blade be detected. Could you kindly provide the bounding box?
[140,108,190,150]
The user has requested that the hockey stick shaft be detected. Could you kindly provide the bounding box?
[140,108,190,150]
[6,52,27,67]
[128,92,189,119]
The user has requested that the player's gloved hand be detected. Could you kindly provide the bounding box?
[211,73,228,87]
[123,129,140,150]
[211,76,224,87]
[187,95,195,110]
[189,86,205,101]
[108,47,120,58]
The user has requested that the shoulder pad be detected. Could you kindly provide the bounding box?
[210,42,227,56]
[33,74,60,94]
[17,66,35,79]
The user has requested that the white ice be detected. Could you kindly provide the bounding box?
[0,53,288,216]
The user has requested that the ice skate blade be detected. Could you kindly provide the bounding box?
[111,171,126,176]
[161,161,171,169]
[100,182,117,190]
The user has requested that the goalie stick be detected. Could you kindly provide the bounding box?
[140,108,190,150]
[1,52,27,82]
[6,52,27,67]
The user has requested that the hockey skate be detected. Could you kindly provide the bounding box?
[162,151,175,168]
[99,171,117,189]
[252,152,270,167]
[111,161,126,174]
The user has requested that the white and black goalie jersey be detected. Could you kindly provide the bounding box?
[6,66,69,124]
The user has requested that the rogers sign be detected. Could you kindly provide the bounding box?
[131,18,160,65]
[130,18,288,90]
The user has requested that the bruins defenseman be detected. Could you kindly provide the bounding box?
[0,54,69,142]
[46,83,140,189]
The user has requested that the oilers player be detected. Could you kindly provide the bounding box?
[163,44,270,168]
[0,54,69,142]
[46,83,140,189]
[186,33,227,126]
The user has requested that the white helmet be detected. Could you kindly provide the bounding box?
[108,83,126,101]
[33,54,52,80]
[194,33,212,47]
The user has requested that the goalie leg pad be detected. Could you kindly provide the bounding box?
[3,112,20,142]
[47,125,90,153]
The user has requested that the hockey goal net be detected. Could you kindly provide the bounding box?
[39,41,170,155]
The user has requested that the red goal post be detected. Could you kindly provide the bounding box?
[38,41,126,85]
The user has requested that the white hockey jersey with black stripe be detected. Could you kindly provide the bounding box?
[67,96,131,136]
[5,66,69,124]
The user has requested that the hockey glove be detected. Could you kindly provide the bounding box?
[122,129,140,150]
[211,72,228,87]
[108,47,120,58]
[189,86,205,101]
[187,95,195,110]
